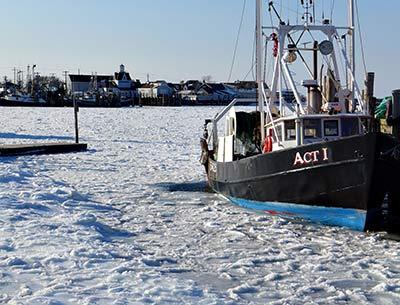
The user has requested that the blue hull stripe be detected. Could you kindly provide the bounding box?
[227,196,366,231]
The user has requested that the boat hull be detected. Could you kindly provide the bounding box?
[206,132,400,232]
[227,196,367,231]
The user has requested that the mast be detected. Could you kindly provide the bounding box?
[349,0,355,106]
[256,0,265,142]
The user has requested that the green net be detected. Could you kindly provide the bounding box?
[375,96,392,119]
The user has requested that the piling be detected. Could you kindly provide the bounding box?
[73,95,79,143]
[392,89,400,140]
[365,72,375,116]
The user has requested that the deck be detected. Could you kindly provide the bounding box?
[0,142,88,156]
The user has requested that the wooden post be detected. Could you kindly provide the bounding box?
[365,72,375,115]
[392,89,400,140]
[73,95,79,143]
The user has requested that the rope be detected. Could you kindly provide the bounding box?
[269,4,275,28]
[355,0,367,75]
[228,0,247,82]
[263,38,268,82]
[242,32,256,81]
[251,31,256,81]
[330,0,335,21]
[333,35,346,89]
[243,62,256,81]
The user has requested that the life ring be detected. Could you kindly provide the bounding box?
[262,135,273,153]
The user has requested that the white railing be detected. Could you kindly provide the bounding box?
[209,98,256,150]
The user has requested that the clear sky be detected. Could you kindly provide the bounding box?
[0,0,398,96]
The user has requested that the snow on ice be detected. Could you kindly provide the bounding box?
[0,107,399,304]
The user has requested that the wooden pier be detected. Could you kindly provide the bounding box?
[0,142,87,157]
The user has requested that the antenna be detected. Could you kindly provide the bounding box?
[301,0,315,24]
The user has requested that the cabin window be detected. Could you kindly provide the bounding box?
[341,118,359,136]
[284,120,296,140]
[323,120,339,137]
[303,119,321,139]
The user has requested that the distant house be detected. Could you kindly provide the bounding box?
[96,75,114,90]
[177,81,236,103]
[137,83,153,98]
[177,80,203,101]
[169,83,183,92]
[109,65,138,99]
[114,65,132,89]
[226,81,257,99]
[183,80,203,91]
[196,83,237,102]
[138,81,175,98]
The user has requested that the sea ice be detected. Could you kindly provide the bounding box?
[0,107,399,304]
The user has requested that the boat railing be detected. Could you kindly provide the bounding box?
[210,98,256,150]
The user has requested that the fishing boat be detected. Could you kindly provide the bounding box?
[2,92,46,106]
[200,0,400,232]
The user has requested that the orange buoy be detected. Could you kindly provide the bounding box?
[262,135,273,153]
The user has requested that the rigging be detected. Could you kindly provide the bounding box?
[228,0,247,82]
[355,0,367,74]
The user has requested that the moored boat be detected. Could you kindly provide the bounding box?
[200,0,400,232]
[2,92,46,106]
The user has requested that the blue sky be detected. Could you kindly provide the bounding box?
[0,0,398,95]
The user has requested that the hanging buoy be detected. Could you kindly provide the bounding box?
[262,135,273,153]
[271,33,278,57]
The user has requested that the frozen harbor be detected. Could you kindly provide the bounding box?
[0,106,399,305]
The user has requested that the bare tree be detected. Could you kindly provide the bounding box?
[201,75,213,83]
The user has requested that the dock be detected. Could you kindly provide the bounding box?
[0,142,87,157]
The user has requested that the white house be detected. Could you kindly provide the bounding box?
[138,81,175,98]
[109,65,137,99]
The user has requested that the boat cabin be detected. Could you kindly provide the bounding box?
[266,113,371,150]
[216,108,371,162]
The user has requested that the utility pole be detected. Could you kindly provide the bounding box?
[31,64,36,96]
[27,65,30,86]
[63,70,69,92]
[13,67,16,84]
[17,70,23,89]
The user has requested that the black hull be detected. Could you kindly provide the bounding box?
[206,133,400,232]
[0,99,46,107]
